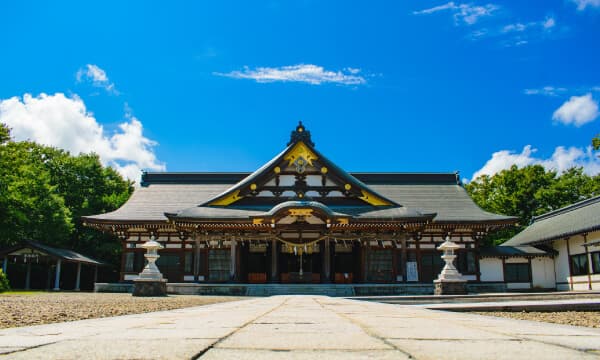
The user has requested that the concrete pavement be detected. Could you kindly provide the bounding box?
[1,295,600,359]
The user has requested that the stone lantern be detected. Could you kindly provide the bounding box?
[133,239,167,296]
[434,237,467,295]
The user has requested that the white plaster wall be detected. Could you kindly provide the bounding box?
[553,239,571,286]
[531,257,555,289]
[592,274,600,290]
[552,233,600,290]
[480,258,504,282]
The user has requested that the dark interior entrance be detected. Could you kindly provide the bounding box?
[280,252,321,283]
[156,254,183,282]
[420,252,445,283]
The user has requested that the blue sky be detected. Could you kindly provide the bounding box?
[1,1,599,182]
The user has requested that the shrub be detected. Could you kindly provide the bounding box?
[0,269,10,292]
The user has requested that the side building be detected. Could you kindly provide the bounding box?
[83,123,517,288]
[498,196,600,291]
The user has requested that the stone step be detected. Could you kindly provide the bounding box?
[245,284,355,296]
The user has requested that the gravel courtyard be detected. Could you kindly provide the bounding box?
[0,292,245,329]
[474,310,600,328]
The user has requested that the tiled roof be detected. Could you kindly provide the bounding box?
[0,240,106,265]
[480,245,551,258]
[83,172,515,224]
[503,196,600,246]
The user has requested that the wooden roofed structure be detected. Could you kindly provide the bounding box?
[83,122,516,285]
[0,240,106,290]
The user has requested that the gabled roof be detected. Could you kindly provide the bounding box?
[503,196,600,246]
[0,240,107,266]
[201,122,399,208]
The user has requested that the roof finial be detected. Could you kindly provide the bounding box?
[288,121,315,147]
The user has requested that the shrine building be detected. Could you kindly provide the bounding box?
[83,123,519,290]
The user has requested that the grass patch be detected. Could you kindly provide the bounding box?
[1,290,45,296]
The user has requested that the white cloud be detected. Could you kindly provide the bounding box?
[524,85,600,96]
[413,2,499,25]
[76,64,118,94]
[572,0,600,11]
[552,93,599,127]
[214,64,367,85]
[472,145,600,180]
[543,17,556,29]
[502,17,556,34]
[523,86,568,96]
[0,93,165,182]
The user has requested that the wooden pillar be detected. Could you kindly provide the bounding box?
[401,236,408,283]
[583,234,592,290]
[415,238,421,283]
[25,262,31,290]
[53,259,62,291]
[194,234,201,282]
[362,242,370,283]
[322,238,331,283]
[230,240,237,281]
[270,239,278,283]
[566,237,573,291]
[528,258,533,289]
[75,263,82,291]
[2,257,7,274]
[474,237,481,282]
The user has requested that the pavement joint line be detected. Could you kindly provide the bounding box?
[417,306,600,356]
[0,340,61,356]
[346,299,600,356]
[192,297,288,359]
[314,297,415,359]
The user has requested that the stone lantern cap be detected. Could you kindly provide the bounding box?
[437,239,460,251]
[140,240,163,251]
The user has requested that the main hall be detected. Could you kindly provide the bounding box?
[84,122,516,286]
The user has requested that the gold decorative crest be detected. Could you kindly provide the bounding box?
[284,141,318,167]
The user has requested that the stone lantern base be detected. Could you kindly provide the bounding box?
[132,279,167,297]
[434,280,467,295]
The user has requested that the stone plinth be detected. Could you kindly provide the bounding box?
[434,280,467,295]
[133,279,167,297]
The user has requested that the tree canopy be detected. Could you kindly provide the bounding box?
[466,165,600,246]
[0,122,133,265]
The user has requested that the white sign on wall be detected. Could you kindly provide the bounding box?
[407,261,418,282]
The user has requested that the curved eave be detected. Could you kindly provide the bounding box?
[429,216,518,226]
[355,213,436,223]
[82,217,168,225]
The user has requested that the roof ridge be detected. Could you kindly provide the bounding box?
[533,195,600,222]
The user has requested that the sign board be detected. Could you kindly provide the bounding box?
[406,261,418,282]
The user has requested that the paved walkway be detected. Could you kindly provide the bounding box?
[1,295,600,359]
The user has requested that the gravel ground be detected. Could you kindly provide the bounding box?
[475,311,600,328]
[0,292,245,329]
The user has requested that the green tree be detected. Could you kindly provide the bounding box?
[0,123,9,144]
[0,141,73,247]
[0,123,133,266]
[0,269,10,292]
[466,165,600,246]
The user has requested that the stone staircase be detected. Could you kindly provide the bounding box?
[246,284,355,297]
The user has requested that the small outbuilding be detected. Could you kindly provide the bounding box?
[482,196,600,291]
[0,240,106,291]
